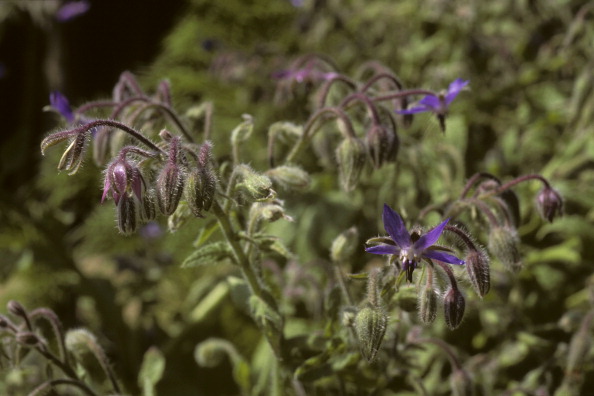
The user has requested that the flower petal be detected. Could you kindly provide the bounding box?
[419,95,441,110]
[423,249,465,265]
[414,218,449,251]
[365,244,400,255]
[382,204,412,248]
[445,79,469,105]
[396,105,429,115]
[50,91,74,122]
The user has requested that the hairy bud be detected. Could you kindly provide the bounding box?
[396,284,418,312]
[141,188,157,222]
[156,163,185,216]
[444,287,465,330]
[185,167,217,217]
[330,227,359,262]
[366,123,398,169]
[465,248,490,298]
[7,300,27,318]
[335,137,366,192]
[488,226,522,272]
[419,282,438,324]
[66,328,114,386]
[451,368,475,396]
[16,331,41,346]
[235,165,275,201]
[265,165,311,191]
[354,305,388,362]
[117,194,137,235]
[536,186,563,222]
[57,133,88,175]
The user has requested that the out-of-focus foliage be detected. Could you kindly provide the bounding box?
[1,0,594,395]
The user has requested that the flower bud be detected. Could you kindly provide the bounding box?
[395,284,418,312]
[40,129,77,156]
[185,167,217,217]
[65,328,112,385]
[141,188,157,222]
[7,300,27,318]
[536,186,563,222]
[235,165,275,201]
[335,137,366,192]
[330,227,359,262]
[450,368,474,396]
[365,123,398,169]
[488,226,522,272]
[465,248,490,298]
[117,194,137,235]
[156,163,185,215]
[265,165,311,191]
[57,133,88,175]
[354,305,388,362]
[444,287,465,330]
[16,331,41,346]
[418,283,438,324]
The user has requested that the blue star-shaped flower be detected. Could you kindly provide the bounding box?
[366,204,465,281]
[397,79,469,115]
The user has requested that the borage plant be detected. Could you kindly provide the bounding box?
[36,56,563,395]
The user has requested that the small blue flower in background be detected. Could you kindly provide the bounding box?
[49,91,75,123]
[397,79,469,116]
[55,0,90,22]
[366,204,465,282]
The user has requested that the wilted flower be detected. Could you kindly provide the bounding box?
[366,204,465,282]
[50,91,75,123]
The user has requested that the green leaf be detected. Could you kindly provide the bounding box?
[181,241,234,268]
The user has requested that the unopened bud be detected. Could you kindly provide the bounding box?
[57,133,88,175]
[365,123,398,169]
[185,167,217,217]
[235,165,275,201]
[159,129,174,142]
[330,227,359,262]
[117,194,137,235]
[488,226,522,272]
[450,368,474,396]
[141,188,157,222]
[444,287,465,330]
[354,305,388,362]
[465,248,490,298]
[230,114,254,145]
[7,300,27,318]
[265,165,311,191]
[335,137,366,192]
[16,331,41,346]
[65,328,111,385]
[536,186,563,222]
[395,284,418,312]
[418,283,438,324]
[156,163,185,215]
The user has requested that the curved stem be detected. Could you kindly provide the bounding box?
[285,107,356,163]
[316,75,358,108]
[373,88,436,103]
[434,260,459,291]
[339,92,382,125]
[444,225,477,251]
[73,120,166,155]
[29,308,69,366]
[111,96,194,143]
[76,99,118,114]
[460,172,501,198]
[494,174,550,194]
[360,72,404,93]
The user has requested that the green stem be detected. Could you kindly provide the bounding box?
[212,201,263,298]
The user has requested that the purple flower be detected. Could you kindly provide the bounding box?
[55,0,91,22]
[49,91,75,123]
[366,204,464,282]
[397,79,469,116]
